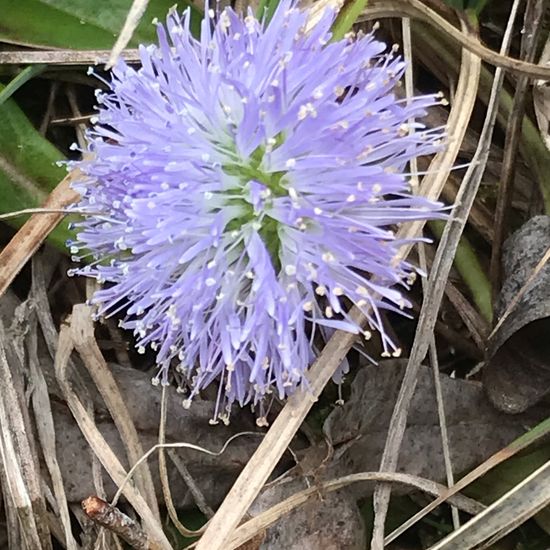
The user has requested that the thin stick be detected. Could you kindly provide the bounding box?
[402,14,459,532]
[82,496,154,550]
[106,0,150,69]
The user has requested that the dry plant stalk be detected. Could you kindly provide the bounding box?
[54,316,172,549]
[427,460,550,550]
[27,328,79,550]
[0,319,53,550]
[106,0,150,68]
[82,496,154,550]
[71,304,160,521]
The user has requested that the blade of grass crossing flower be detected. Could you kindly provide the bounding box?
[331,0,369,41]
[263,0,282,26]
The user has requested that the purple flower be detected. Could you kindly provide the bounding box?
[69,0,444,421]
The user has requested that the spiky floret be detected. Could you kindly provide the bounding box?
[69,1,444,421]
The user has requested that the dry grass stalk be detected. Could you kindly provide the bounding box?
[427,460,550,549]
[54,317,172,549]
[401,13,459,531]
[27,328,79,550]
[106,0,150,69]
[225,472,485,549]
[374,0,522,542]
[0,322,51,548]
[71,304,160,521]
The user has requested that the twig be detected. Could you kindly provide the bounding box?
[82,496,154,550]
[0,171,80,299]
[371,2,522,546]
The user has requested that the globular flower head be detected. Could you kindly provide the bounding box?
[69,0,445,421]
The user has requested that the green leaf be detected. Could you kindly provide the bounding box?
[331,0,369,42]
[0,64,47,107]
[0,84,71,250]
[0,0,201,50]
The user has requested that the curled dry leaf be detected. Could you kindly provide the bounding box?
[484,216,550,413]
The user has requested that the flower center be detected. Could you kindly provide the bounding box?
[222,142,288,268]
